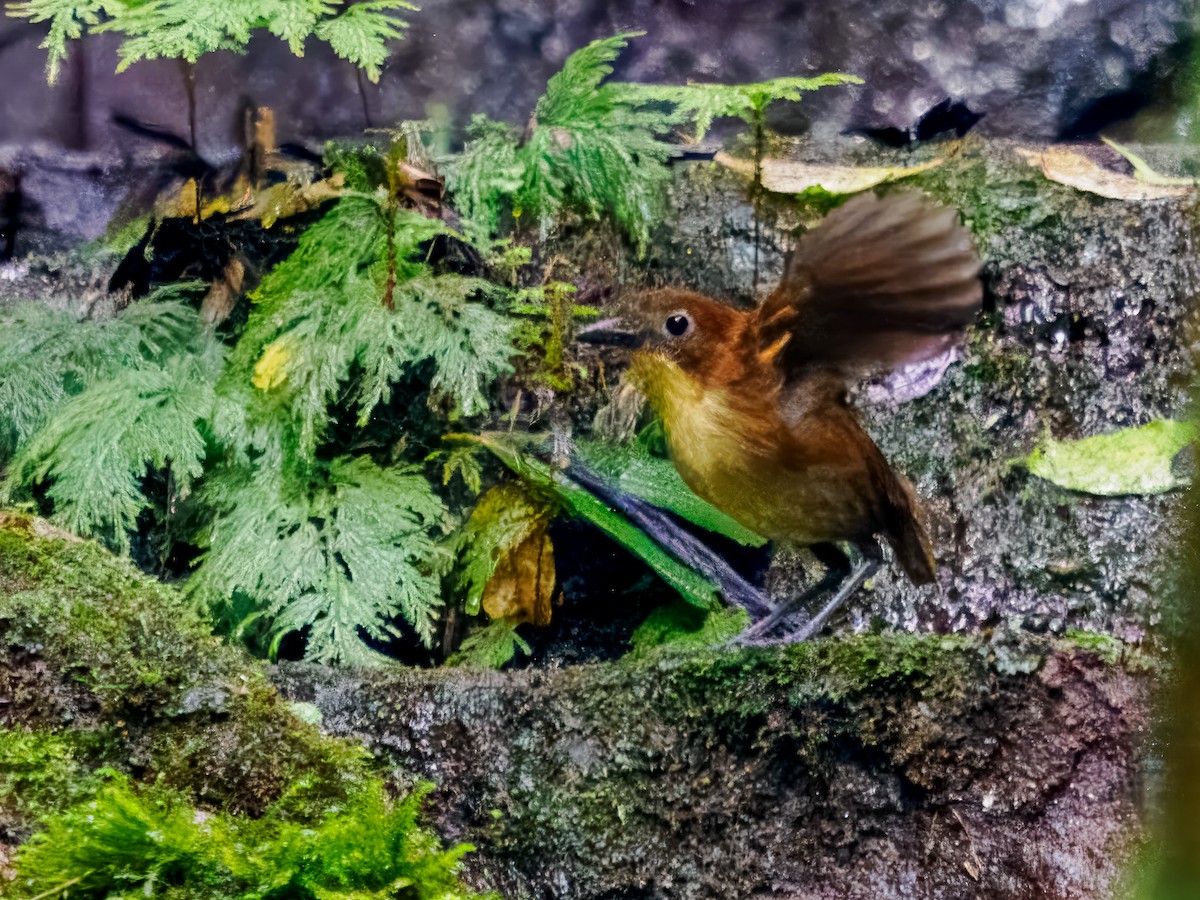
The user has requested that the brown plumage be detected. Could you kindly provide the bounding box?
[589,190,982,640]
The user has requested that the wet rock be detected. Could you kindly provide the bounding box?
[273,636,1151,900]
[0,0,1192,155]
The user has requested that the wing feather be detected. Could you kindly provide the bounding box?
[758,191,982,379]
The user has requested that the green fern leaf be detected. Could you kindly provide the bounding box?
[5,0,106,82]
[313,0,415,82]
[5,348,220,553]
[191,456,445,663]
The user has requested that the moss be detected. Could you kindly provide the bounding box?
[480,631,989,866]
[0,513,375,831]
[0,729,103,830]
[9,774,489,900]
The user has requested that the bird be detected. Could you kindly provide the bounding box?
[579,190,982,643]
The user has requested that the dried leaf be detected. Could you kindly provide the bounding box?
[716,152,943,194]
[252,339,293,391]
[231,173,347,228]
[459,482,558,620]
[200,256,246,326]
[481,518,556,626]
[1016,145,1192,201]
[1021,420,1196,495]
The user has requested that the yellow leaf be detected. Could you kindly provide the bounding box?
[252,339,292,391]
[481,519,556,627]
[1016,145,1193,201]
[715,152,943,194]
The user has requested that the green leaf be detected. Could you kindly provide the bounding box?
[1020,420,1197,496]
[1102,137,1197,187]
[472,433,721,608]
[628,598,748,657]
[572,439,767,547]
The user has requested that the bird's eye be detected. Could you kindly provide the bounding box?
[664,313,691,337]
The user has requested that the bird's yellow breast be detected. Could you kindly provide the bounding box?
[629,352,872,546]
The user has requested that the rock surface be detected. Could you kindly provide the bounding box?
[0,511,1154,900]
[273,636,1150,900]
[0,0,1192,155]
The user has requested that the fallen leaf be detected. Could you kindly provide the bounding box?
[1021,419,1196,495]
[481,518,556,626]
[231,173,347,228]
[460,482,559,624]
[1102,138,1196,187]
[200,256,246,326]
[716,152,943,194]
[1016,145,1192,201]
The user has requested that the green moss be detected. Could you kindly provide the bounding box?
[0,729,103,826]
[479,632,994,870]
[10,774,490,900]
[908,139,1077,254]
[0,514,376,827]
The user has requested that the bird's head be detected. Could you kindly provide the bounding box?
[577,288,751,396]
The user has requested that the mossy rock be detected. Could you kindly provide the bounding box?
[276,629,1152,899]
[0,510,1153,898]
[0,511,374,845]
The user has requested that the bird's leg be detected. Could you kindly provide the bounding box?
[783,552,880,644]
[735,542,879,646]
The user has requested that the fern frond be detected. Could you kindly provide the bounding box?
[313,0,415,82]
[631,73,864,140]
[5,0,107,82]
[391,274,516,418]
[4,346,221,552]
[0,297,206,463]
[10,0,415,81]
[522,32,674,253]
[262,0,335,55]
[444,115,525,239]
[444,33,675,253]
[191,455,445,663]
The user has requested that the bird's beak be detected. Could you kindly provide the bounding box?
[575,316,643,349]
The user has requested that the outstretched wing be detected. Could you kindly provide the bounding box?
[756,191,982,379]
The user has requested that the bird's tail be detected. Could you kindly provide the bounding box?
[889,500,937,586]
[872,460,937,586]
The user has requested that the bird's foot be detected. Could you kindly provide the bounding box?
[730,556,880,647]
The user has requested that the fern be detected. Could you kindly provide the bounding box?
[4,346,221,554]
[227,198,514,457]
[0,296,204,462]
[448,32,676,254]
[447,619,531,669]
[445,115,525,240]
[191,456,445,664]
[313,0,414,82]
[8,0,416,83]
[634,74,864,141]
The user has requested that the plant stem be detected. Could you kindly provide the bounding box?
[27,872,91,900]
[356,67,374,129]
[180,59,201,221]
